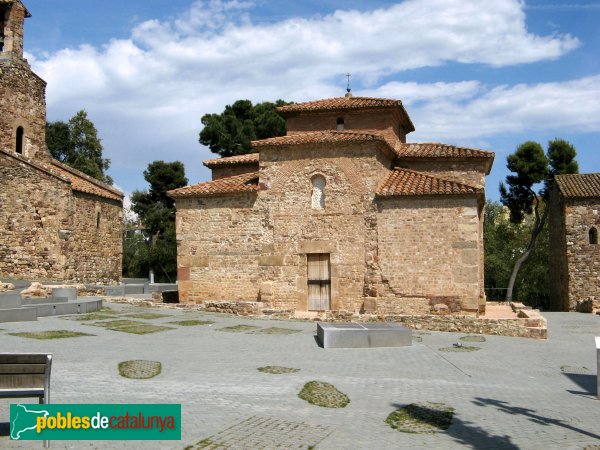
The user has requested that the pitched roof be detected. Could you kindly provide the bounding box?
[203,153,259,168]
[377,168,482,197]
[251,130,389,148]
[277,96,415,132]
[555,173,600,199]
[50,161,123,202]
[397,143,494,159]
[168,172,259,199]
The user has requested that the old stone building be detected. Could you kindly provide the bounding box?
[0,0,123,283]
[169,95,494,316]
[549,173,600,311]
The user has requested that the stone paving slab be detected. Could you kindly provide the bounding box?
[0,303,598,449]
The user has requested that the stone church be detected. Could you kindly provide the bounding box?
[549,173,600,311]
[170,94,494,316]
[0,0,123,283]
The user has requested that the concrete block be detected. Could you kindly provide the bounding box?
[0,307,37,322]
[317,322,412,348]
[102,286,126,296]
[0,292,22,308]
[52,287,78,301]
[124,284,144,295]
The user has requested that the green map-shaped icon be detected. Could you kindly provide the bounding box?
[10,404,49,440]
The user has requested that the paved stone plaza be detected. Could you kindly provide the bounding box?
[1,303,599,449]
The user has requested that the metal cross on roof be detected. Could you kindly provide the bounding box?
[346,73,352,93]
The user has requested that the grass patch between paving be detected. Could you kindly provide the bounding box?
[385,402,454,433]
[90,319,174,334]
[118,360,162,379]
[8,330,94,340]
[438,345,481,352]
[258,366,300,374]
[459,335,486,342]
[168,320,214,326]
[125,313,171,320]
[251,327,301,335]
[217,324,261,333]
[65,312,116,321]
[298,381,349,408]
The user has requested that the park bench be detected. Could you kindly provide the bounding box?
[0,353,52,447]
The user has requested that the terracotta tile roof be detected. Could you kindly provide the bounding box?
[50,161,123,202]
[0,149,122,201]
[377,168,482,197]
[251,130,389,148]
[203,153,259,167]
[168,172,259,199]
[555,173,600,198]
[397,143,494,159]
[277,96,415,132]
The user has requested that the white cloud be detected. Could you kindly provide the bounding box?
[25,0,589,191]
[365,76,600,142]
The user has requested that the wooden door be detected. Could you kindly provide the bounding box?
[307,253,331,311]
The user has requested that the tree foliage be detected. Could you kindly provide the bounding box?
[199,99,290,157]
[499,138,578,301]
[126,161,187,282]
[484,201,549,307]
[46,110,112,184]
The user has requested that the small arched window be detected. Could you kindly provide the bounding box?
[15,126,23,154]
[590,227,598,245]
[336,117,344,131]
[311,175,326,209]
[96,211,101,229]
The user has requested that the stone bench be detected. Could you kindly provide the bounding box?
[317,322,412,348]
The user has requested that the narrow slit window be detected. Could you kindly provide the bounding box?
[590,227,598,245]
[311,175,325,209]
[16,126,23,154]
[336,117,344,130]
[96,211,101,229]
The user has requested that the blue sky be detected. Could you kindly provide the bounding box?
[21,0,600,203]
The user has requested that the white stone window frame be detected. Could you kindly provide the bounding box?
[311,174,326,210]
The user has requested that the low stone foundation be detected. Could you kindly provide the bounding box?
[105,297,547,339]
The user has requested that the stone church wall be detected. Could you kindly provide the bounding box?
[66,192,123,284]
[548,186,569,311]
[563,199,599,310]
[0,61,49,162]
[175,195,265,303]
[376,195,483,312]
[0,153,71,279]
[211,163,258,180]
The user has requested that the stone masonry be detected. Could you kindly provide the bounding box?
[170,95,494,316]
[549,173,600,311]
[0,0,123,283]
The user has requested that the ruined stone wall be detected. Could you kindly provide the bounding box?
[211,163,259,180]
[563,198,600,310]
[0,61,49,162]
[398,160,487,188]
[0,152,71,280]
[285,110,407,142]
[376,195,483,311]
[548,186,569,311]
[175,194,266,303]
[66,192,123,284]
